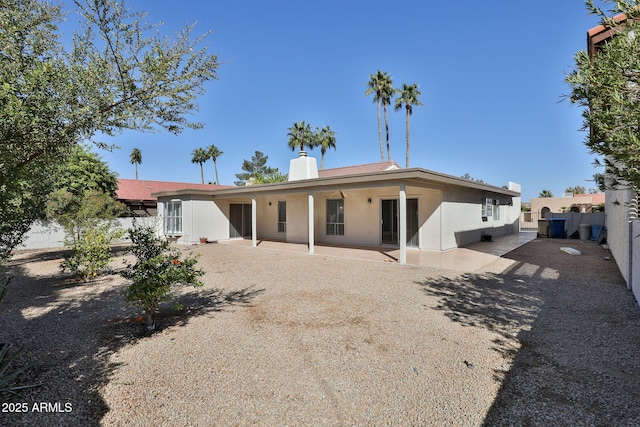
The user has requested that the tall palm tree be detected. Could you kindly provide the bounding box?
[394,83,423,168]
[287,121,315,152]
[365,70,386,162]
[316,126,337,169]
[379,72,394,161]
[191,147,209,184]
[207,144,223,185]
[129,147,142,180]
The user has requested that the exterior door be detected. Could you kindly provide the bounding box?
[229,203,252,238]
[381,198,418,247]
[381,199,398,244]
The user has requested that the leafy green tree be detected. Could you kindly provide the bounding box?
[130,148,142,180]
[0,0,219,263]
[121,224,204,330]
[252,171,288,184]
[45,146,125,280]
[47,188,126,281]
[234,151,279,186]
[287,121,315,152]
[566,0,640,190]
[207,145,223,185]
[191,147,209,184]
[366,70,387,161]
[539,190,554,198]
[46,146,120,235]
[460,173,485,183]
[395,83,423,168]
[316,126,337,169]
[593,173,607,192]
[55,145,119,199]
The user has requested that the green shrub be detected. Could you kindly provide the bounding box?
[61,221,123,281]
[0,343,39,401]
[121,225,204,330]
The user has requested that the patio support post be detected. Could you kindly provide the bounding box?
[251,196,257,248]
[308,193,315,254]
[399,183,407,265]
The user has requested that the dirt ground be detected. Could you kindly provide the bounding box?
[0,238,639,426]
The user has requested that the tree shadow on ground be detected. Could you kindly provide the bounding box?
[418,239,640,425]
[0,256,263,427]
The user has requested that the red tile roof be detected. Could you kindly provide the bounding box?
[318,161,400,178]
[116,179,230,201]
[587,12,628,37]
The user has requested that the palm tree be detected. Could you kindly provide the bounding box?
[130,148,142,180]
[207,144,223,185]
[315,126,337,169]
[539,189,554,198]
[365,70,386,162]
[191,147,209,184]
[394,83,423,168]
[379,72,394,161]
[287,121,315,152]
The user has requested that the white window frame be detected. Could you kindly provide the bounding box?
[493,199,500,221]
[164,199,183,235]
[326,199,345,236]
[482,197,493,218]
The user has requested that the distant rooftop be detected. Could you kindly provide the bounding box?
[318,161,400,178]
[116,178,230,202]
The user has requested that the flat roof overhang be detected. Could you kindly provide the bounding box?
[152,168,520,200]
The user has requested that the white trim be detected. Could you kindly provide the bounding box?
[399,184,407,265]
[308,193,314,254]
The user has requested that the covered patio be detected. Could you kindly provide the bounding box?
[218,232,537,272]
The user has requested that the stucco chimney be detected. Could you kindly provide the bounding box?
[288,150,319,181]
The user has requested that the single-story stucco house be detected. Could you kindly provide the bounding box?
[153,153,521,265]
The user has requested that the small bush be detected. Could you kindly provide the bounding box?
[121,225,204,329]
[61,222,123,281]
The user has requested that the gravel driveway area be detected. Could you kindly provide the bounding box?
[0,237,639,426]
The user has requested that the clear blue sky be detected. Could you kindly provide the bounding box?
[68,0,610,201]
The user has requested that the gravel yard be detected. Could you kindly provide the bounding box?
[0,238,639,426]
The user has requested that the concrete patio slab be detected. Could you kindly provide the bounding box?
[217,232,538,272]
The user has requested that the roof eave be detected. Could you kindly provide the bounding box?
[153,168,519,199]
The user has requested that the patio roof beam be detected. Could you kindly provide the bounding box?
[399,183,407,265]
[252,196,257,248]
[308,193,314,255]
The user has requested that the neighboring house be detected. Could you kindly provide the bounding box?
[153,153,521,265]
[116,179,230,216]
[531,193,605,217]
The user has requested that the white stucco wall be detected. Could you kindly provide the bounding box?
[440,186,520,250]
[158,197,223,245]
[605,188,633,285]
[18,217,141,250]
[306,187,443,248]
[284,194,312,243]
[157,181,520,252]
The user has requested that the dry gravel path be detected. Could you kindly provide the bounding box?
[0,238,639,426]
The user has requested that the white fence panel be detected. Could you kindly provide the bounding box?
[631,220,640,306]
[17,217,152,251]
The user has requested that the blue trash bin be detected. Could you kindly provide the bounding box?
[591,225,602,241]
[550,218,566,238]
